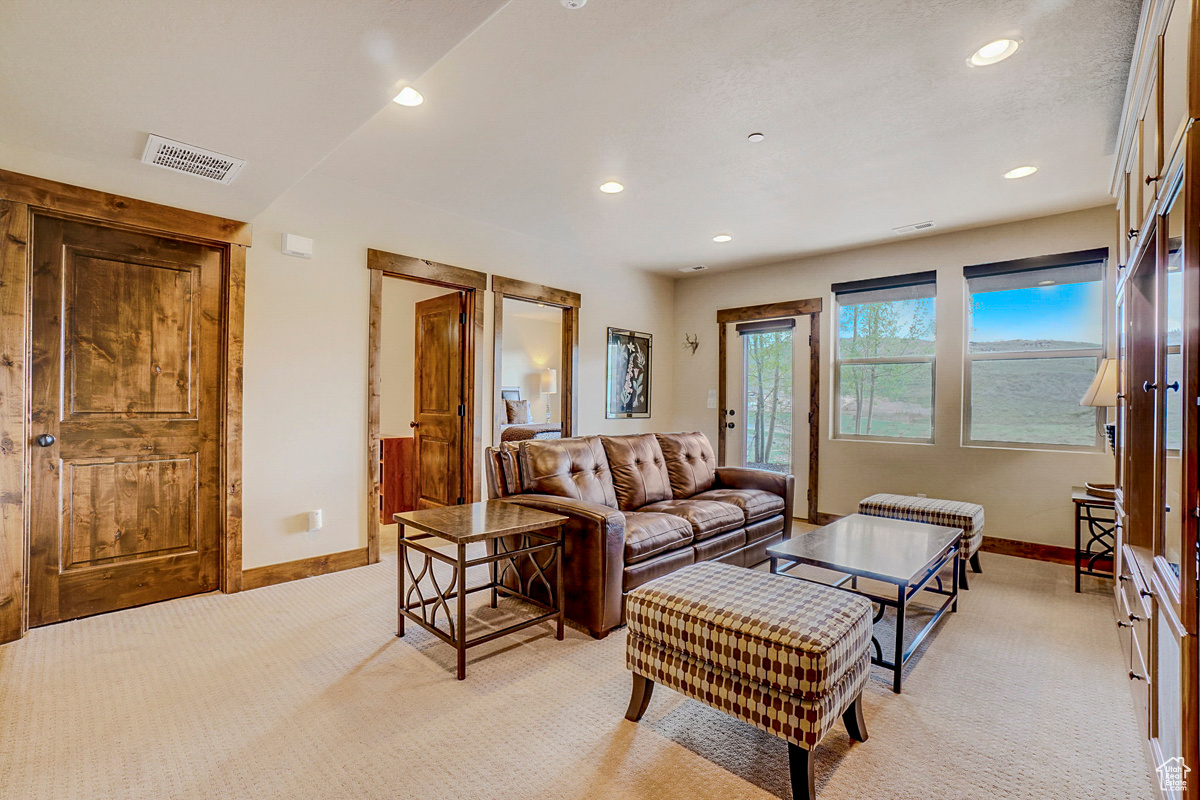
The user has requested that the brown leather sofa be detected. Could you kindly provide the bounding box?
[484,431,795,638]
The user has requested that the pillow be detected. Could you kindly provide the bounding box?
[505,399,533,424]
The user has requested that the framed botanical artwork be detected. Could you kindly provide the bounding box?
[606,328,652,419]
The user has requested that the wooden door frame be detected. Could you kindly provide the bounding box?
[366,249,486,564]
[0,169,250,645]
[490,275,581,444]
[716,298,822,523]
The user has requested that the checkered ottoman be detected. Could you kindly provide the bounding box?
[858,493,985,589]
[623,561,873,800]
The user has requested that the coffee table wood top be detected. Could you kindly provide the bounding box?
[394,500,567,544]
[767,513,962,585]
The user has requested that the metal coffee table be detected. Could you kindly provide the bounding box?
[767,514,962,693]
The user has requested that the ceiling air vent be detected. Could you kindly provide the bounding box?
[892,220,936,235]
[141,134,245,184]
[678,264,709,273]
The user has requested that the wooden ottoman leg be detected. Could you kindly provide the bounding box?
[958,557,970,591]
[969,552,983,574]
[788,743,816,800]
[841,693,868,742]
[624,673,655,721]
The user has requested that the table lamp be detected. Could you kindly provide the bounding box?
[1080,358,1118,497]
[541,368,558,423]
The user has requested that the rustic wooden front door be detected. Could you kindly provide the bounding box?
[28,215,224,626]
[413,292,466,509]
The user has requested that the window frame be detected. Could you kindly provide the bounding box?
[961,249,1109,453]
[832,271,937,445]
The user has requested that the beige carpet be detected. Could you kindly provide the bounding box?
[0,542,1155,800]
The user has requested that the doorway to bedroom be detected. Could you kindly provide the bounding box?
[367,249,486,561]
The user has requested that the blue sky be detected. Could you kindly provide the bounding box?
[971,282,1103,345]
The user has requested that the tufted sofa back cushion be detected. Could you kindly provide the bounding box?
[655,432,717,498]
[518,435,618,508]
[600,434,673,511]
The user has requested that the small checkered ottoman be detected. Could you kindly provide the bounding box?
[623,561,873,800]
[858,493,985,589]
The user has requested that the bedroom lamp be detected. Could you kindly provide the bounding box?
[541,368,558,423]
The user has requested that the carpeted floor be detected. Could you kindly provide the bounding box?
[0,541,1155,800]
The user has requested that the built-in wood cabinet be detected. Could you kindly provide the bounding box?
[1113,1,1199,796]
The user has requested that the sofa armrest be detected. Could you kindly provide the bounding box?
[502,494,627,638]
[714,467,796,540]
[715,466,790,497]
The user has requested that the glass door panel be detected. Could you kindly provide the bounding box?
[741,326,795,474]
[1161,188,1185,579]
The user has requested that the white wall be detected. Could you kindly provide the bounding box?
[380,279,451,437]
[672,206,1117,549]
[241,166,675,569]
[500,300,563,424]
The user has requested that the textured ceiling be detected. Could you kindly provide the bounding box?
[0,0,508,220]
[0,0,1139,272]
[319,0,1141,273]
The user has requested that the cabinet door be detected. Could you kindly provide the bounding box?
[1162,0,1192,162]
[1141,46,1162,220]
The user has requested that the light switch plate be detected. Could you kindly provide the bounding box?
[706,389,718,409]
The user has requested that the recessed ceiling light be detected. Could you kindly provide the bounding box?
[599,181,624,194]
[747,133,765,142]
[1004,165,1038,179]
[393,87,424,106]
[712,234,733,243]
[969,39,1020,67]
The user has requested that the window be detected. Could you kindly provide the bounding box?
[833,271,936,441]
[964,249,1107,449]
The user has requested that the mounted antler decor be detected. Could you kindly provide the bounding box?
[684,333,699,354]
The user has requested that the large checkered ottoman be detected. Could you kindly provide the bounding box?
[623,561,873,800]
[858,493,985,589]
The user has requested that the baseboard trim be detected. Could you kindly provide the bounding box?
[813,512,843,526]
[980,536,1074,566]
[242,547,370,591]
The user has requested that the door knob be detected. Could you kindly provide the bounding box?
[35,433,55,447]
[725,422,735,429]
[410,421,419,429]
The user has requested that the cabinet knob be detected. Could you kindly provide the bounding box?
[1142,380,1157,393]
[1129,612,1144,623]
[1139,588,1154,599]
[35,433,55,447]
[1166,381,1180,392]
[1117,620,1132,629]
[1118,574,1130,583]
[1129,670,1146,682]
[1145,174,1161,186]
[1128,228,1139,240]
[410,421,419,429]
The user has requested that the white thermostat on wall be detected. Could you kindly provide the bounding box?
[281,233,313,259]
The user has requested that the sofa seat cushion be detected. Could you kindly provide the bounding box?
[623,512,694,565]
[639,499,743,540]
[601,434,673,511]
[626,562,873,699]
[692,488,784,524]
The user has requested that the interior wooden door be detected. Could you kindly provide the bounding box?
[413,292,465,508]
[28,215,224,626]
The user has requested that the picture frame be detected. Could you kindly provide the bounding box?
[606,328,652,419]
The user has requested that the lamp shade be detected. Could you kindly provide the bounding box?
[1080,358,1118,407]
[540,368,558,395]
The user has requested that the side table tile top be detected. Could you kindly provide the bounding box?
[394,500,568,679]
